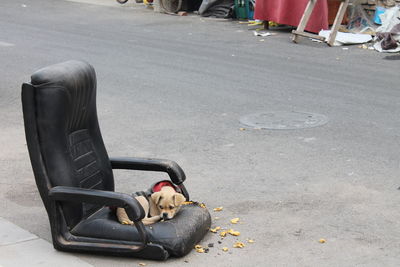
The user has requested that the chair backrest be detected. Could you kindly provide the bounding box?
[22,60,114,228]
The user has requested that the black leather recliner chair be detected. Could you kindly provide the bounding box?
[21,60,211,260]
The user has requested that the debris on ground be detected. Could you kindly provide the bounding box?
[319,239,326,244]
[219,231,228,237]
[230,218,240,224]
[318,30,372,46]
[233,241,245,248]
[227,229,240,236]
[195,206,254,255]
[253,31,272,37]
[195,244,205,253]
[210,226,221,233]
[374,6,400,52]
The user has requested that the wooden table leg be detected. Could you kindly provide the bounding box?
[327,0,349,46]
[292,0,318,43]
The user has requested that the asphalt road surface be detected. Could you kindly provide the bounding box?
[1,0,399,266]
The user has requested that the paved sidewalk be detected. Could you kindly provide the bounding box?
[0,217,92,267]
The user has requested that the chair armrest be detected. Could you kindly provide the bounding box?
[48,186,149,252]
[109,157,186,185]
[48,186,145,221]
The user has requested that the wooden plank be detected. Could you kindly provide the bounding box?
[292,30,326,41]
[327,0,349,46]
[292,0,318,43]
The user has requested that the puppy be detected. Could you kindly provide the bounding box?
[117,186,186,225]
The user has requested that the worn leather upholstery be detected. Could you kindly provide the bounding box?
[71,204,211,257]
[22,60,211,260]
[31,61,114,228]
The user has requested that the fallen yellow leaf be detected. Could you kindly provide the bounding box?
[219,231,228,237]
[319,239,326,244]
[196,248,205,253]
[230,218,240,224]
[194,244,202,249]
[228,229,240,236]
[233,241,245,248]
[247,239,255,243]
[138,263,146,266]
[210,226,221,233]
[213,207,223,212]
[222,247,229,252]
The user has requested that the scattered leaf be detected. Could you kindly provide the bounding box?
[319,239,326,244]
[194,245,205,253]
[196,248,205,253]
[213,207,223,212]
[220,231,228,237]
[239,128,246,131]
[230,218,240,224]
[222,247,229,252]
[138,263,146,266]
[228,229,240,236]
[233,241,245,248]
[247,239,255,243]
[210,226,221,233]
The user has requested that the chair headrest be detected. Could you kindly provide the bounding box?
[31,60,95,88]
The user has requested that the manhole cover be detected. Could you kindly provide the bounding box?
[239,111,328,130]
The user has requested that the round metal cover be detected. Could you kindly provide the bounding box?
[239,111,328,130]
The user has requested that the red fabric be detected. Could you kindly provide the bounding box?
[152,181,176,192]
[254,0,329,34]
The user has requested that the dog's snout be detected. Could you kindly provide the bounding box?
[162,212,168,219]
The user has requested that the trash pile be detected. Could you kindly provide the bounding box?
[313,1,400,52]
[374,5,400,52]
[193,206,255,254]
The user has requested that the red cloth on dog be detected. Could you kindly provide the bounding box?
[152,181,176,192]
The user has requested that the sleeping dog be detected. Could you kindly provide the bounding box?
[117,186,186,225]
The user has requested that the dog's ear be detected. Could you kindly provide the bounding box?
[151,192,162,205]
[173,193,186,206]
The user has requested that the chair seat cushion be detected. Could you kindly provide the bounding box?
[71,203,211,257]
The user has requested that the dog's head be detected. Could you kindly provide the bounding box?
[151,186,186,220]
